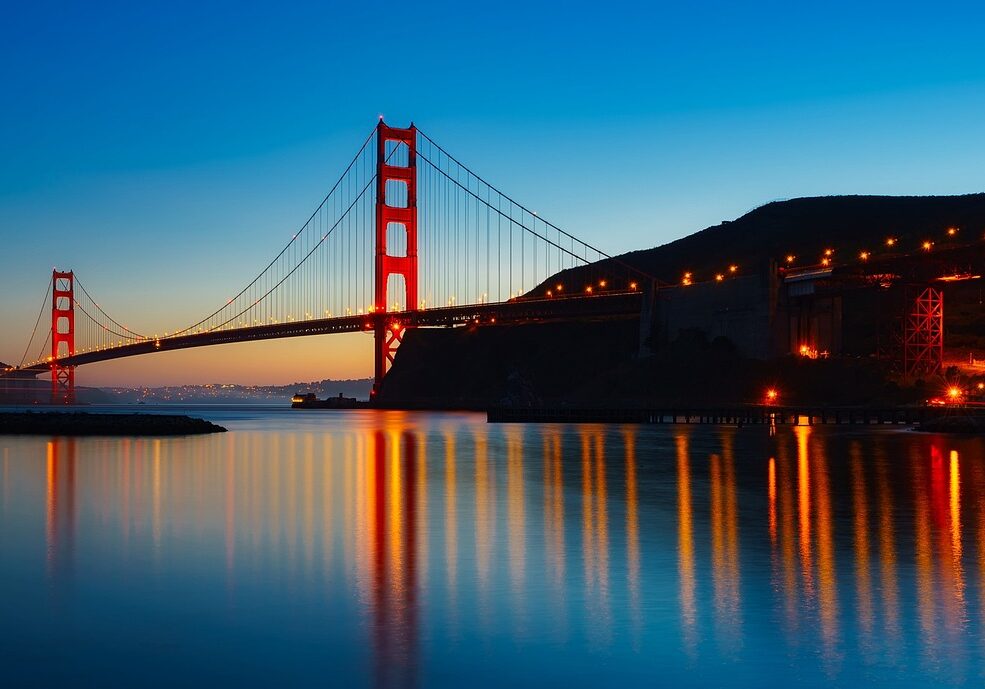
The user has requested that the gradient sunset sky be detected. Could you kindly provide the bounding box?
[2,1,985,386]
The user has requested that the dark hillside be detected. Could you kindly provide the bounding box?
[545,194,985,289]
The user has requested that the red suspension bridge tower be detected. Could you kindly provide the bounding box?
[51,270,76,404]
[373,121,418,396]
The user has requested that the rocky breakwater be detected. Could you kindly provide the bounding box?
[0,412,227,436]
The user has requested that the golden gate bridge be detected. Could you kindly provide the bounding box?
[4,121,647,403]
[4,121,983,405]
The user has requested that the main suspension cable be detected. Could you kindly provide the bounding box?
[173,124,379,336]
[417,128,657,282]
[17,279,52,367]
[75,277,146,339]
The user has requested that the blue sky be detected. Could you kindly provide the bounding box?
[2,1,985,384]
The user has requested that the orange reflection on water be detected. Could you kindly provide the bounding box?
[623,427,641,644]
[796,426,814,596]
[875,450,901,652]
[444,429,458,617]
[768,457,777,546]
[387,429,404,604]
[949,451,965,609]
[776,438,798,633]
[321,433,333,576]
[812,430,839,664]
[675,431,696,653]
[711,429,742,653]
[913,447,938,661]
[543,429,565,589]
[580,426,611,642]
[44,439,77,578]
[506,425,526,624]
[302,434,315,572]
[415,430,428,589]
[475,428,493,595]
[850,442,874,652]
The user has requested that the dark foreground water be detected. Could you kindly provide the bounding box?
[1,407,984,688]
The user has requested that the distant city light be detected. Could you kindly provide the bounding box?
[785,255,795,264]
[729,264,738,273]
[715,273,724,282]
[859,251,870,261]
[922,240,933,251]
[886,237,896,247]
[947,227,958,236]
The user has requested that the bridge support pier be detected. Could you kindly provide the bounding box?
[373,121,418,397]
[51,270,76,405]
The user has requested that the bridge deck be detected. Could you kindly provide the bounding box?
[7,292,642,375]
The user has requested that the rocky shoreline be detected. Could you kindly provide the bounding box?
[0,412,227,436]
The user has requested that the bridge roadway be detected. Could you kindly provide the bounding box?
[9,291,643,375]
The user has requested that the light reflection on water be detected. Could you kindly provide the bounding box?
[1,409,985,687]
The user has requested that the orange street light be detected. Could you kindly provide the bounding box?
[629,281,638,290]
[859,251,870,261]
[824,248,834,257]
[729,264,738,273]
[785,254,795,264]
[765,388,779,405]
[947,227,958,237]
[715,273,724,282]
[922,240,933,251]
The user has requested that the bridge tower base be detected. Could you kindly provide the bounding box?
[51,270,76,405]
[373,122,418,397]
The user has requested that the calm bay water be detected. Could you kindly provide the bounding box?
[1,407,984,687]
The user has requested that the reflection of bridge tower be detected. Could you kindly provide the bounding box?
[46,439,77,576]
[51,270,76,404]
[369,429,419,687]
[374,122,419,396]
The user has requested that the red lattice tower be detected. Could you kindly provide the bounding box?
[51,270,76,404]
[373,122,418,396]
[903,286,943,380]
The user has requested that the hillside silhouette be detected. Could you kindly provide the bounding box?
[547,193,985,288]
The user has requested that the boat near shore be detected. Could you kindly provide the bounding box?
[291,392,364,409]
